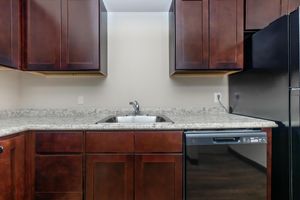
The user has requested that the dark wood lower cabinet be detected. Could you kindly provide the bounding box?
[86,154,134,200]
[35,193,82,200]
[0,134,25,200]
[35,155,83,200]
[135,154,183,200]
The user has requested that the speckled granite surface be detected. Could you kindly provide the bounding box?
[0,107,277,137]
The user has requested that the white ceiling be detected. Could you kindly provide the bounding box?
[103,0,172,12]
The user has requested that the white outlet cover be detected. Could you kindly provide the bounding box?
[77,96,84,105]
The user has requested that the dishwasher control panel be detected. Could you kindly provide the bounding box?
[185,130,267,145]
[242,136,267,144]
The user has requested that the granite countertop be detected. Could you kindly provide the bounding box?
[0,107,277,138]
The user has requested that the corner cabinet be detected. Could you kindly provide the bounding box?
[0,0,21,69]
[24,0,107,74]
[0,134,25,200]
[170,0,244,75]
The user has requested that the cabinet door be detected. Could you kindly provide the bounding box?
[246,0,285,30]
[26,0,61,70]
[0,135,25,200]
[0,0,20,69]
[175,0,209,70]
[86,155,134,200]
[35,155,83,200]
[289,0,300,12]
[61,0,100,70]
[209,0,243,70]
[135,155,182,200]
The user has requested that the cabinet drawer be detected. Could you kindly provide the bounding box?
[35,192,82,200]
[86,132,134,153]
[36,132,83,153]
[135,131,183,153]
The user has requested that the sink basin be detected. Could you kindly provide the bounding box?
[96,115,173,124]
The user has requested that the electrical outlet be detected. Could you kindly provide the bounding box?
[214,93,222,103]
[77,96,84,105]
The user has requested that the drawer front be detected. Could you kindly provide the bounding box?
[36,132,83,153]
[86,132,134,153]
[135,131,183,153]
[35,193,82,200]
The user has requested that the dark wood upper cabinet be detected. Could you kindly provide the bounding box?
[175,0,209,70]
[26,0,61,71]
[0,135,25,200]
[0,0,21,69]
[170,0,243,74]
[86,155,134,200]
[288,0,300,12]
[209,0,243,70]
[245,0,286,30]
[245,0,300,30]
[25,0,107,74]
[135,155,183,200]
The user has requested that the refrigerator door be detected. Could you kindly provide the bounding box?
[290,89,300,200]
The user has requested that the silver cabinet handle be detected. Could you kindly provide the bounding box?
[0,146,3,154]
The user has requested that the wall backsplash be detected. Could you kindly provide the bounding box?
[1,12,228,110]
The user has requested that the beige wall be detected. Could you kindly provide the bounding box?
[0,69,21,110]
[2,12,228,109]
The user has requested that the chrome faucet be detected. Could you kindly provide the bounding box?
[129,101,140,115]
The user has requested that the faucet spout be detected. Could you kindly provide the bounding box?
[129,101,140,115]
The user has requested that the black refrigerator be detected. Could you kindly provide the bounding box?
[229,8,300,200]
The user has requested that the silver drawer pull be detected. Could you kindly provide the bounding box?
[0,146,4,154]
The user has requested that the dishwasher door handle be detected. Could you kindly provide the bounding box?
[213,137,240,144]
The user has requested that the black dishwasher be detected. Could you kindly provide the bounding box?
[185,130,268,200]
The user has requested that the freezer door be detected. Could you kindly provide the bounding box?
[289,9,300,88]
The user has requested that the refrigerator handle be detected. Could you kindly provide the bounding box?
[290,87,300,91]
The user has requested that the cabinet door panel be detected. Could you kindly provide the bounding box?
[27,0,61,70]
[246,0,284,30]
[35,155,82,198]
[210,0,243,70]
[176,0,209,70]
[135,155,182,200]
[0,0,20,68]
[0,135,25,200]
[61,0,99,70]
[0,139,14,200]
[289,0,300,12]
[86,155,134,200]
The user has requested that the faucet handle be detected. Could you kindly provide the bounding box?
[129,100,140,115]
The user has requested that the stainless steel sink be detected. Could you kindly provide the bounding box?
[95,115,173,124]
